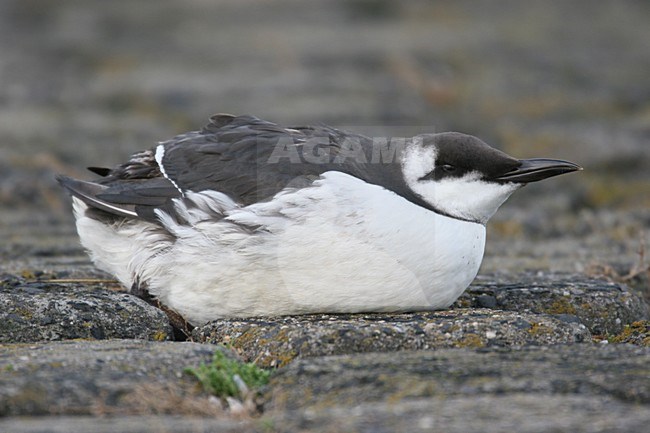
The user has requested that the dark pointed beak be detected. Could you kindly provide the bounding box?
[494,158,582,183]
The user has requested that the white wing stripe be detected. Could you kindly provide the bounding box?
[155,144,184,196]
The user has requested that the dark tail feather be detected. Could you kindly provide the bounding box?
[87,166,112,176]
[56,175,138,218]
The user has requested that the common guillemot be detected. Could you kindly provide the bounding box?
[58,114,581,325]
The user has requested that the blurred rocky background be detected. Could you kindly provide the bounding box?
[1,0,648,295]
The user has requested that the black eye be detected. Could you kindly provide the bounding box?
[418,163,462,181]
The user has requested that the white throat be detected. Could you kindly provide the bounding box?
[401,141,521,224]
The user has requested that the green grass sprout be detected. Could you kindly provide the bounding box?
[185,349,270,399]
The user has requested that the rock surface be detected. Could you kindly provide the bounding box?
[0,416,250,433]
[265,344,650,411]
[269,394,650,433]
[609,320,650,346]
[0,276,173,343]
[457,272,649,335]
[2,342,649,433]
[0,340,223,417]
[1,271,648,433]
[260,345,650,432]
[194,309,591,367]
[3,395,650,433]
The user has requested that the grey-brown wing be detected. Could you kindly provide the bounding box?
[156,114,332,205]
[59,114,362,224]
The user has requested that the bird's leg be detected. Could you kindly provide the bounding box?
[130,280,195,340]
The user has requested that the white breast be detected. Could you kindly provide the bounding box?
[74,171,486,324]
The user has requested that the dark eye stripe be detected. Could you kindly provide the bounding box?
[419,164,468,181]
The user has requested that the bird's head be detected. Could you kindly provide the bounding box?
[401,132,581,224]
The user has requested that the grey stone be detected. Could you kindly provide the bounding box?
[268,395,650,433]
[193,309,590,367]
[609,320,650,346]
[265,344,650,412]
[0,416,251,433]
[4,396,649,433]
[0,340,229,417]
[457,272,649,335]
[0,276,173,343]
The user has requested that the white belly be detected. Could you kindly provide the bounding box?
[74,172,486,324]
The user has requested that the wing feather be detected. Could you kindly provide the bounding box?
[58,113,386,224]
